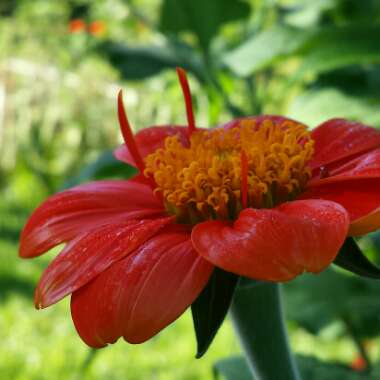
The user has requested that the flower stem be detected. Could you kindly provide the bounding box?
[230,281,301,380]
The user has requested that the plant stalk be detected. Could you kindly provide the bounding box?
[230,281,301,380]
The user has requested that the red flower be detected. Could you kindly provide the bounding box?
[88,21,106,36]
[68,19,86,34]
[20,68,380,348]
[350,355,367,371]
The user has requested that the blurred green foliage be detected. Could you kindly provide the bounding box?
[214,355,380,380]
[2,0,380,379]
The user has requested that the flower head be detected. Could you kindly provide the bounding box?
[144,119,313,221]
[20,68,380,348]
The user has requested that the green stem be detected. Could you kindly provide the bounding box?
[230,282,301,380]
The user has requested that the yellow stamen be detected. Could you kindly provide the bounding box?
[144,119,314,222]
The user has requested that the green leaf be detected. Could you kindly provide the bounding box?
[225,25,380,78]
[287,88,380,127]
[284,271,337,334]
[223,25,312,76]
[334,238,380,279]
[296,355,370,380]
[284,267,380,338]
[213,356,252,380]
[282,0,336,28]
[63,151,137,188]
[159,0,250,50]
[370,229,380,252]
[0,0,17,16]
[97,41,202,80]
[214,355,373,380]
[191,268,239,358]
[295,26,380,78]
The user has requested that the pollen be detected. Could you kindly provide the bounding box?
[144,119,314,223]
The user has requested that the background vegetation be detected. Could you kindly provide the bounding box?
[1,0,380,379]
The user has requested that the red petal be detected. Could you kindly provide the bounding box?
[301,179,380,235]
[70,227,213,347]
[350,209,380,236]
[309,148,380,186]
[114,125,189,166]
[20,178,164,258]
[310,119,380,170]
[35,217,173,308]
[192,200,349,282]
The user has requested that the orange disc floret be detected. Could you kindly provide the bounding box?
[144,119,314,222]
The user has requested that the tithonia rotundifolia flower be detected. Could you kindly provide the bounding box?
[20,68,380,348]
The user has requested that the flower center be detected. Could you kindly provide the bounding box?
[144,119,314,223]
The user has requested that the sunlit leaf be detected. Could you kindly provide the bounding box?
[224,25,380,78]
[287,88,380,126]
[281,0,336,28]
[223,25,311,76]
